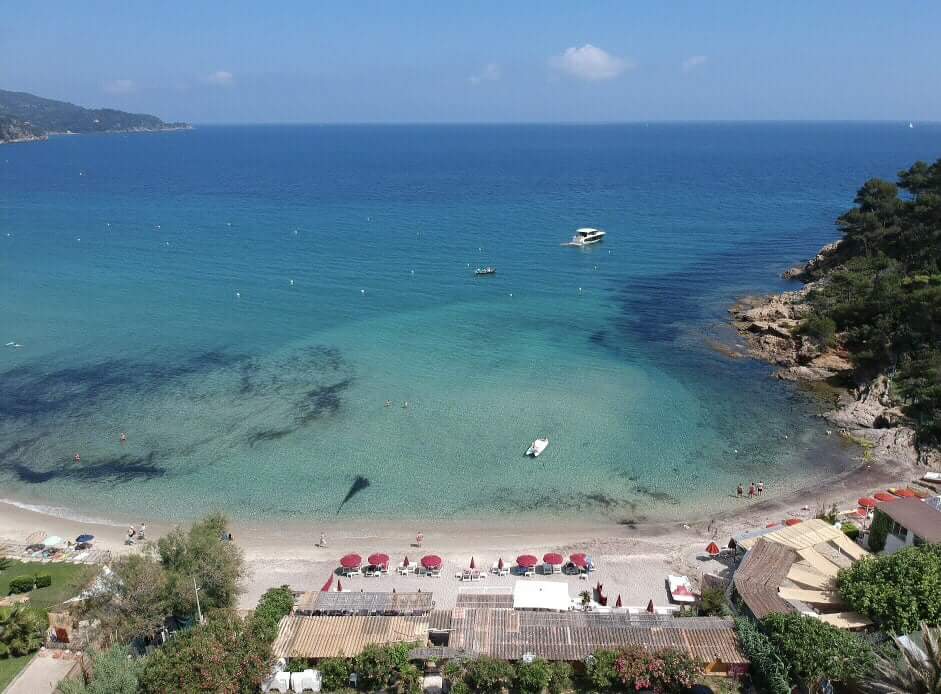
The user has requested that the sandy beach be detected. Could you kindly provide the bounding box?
[0,450,918,611]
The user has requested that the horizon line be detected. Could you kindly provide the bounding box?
[186,118,938,127]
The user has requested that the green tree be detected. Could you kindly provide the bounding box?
[585,649,620,691]
[157,513,245,619]
[57,645,143,694]
[463,655,515,692]
[250,585,294,642]
[863,623,941,694]
[515,658,552,693]
[84,552,170,644]
[0,605,44,657]
[318,657,351,692]
[395,662,423,694]
[546,661,573,693]
[137,610,272,694]
[698,587,729,616]
[762,612,873,692]
[734,618,790,694]
[838,544,941,634]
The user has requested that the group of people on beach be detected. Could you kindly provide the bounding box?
[737,480,764,499]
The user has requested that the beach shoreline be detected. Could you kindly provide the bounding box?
[0,449,915,608]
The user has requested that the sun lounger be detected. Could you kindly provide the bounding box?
[667,575,696,604]
[363,565,382,577]
[397,563,414,575]
[342,568,362,578]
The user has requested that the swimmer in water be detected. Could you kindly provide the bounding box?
[402,401,409,409]
[74,452,81,463]
[384,400,392,407]
[120,432,127,443]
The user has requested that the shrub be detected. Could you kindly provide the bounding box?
[547,661,573,694]
[838,544,941,634]
[0,605,44,657]
[734,618,790,694]
[450,681,471,694]
[7,576,35,594]
[464,655,515,693]
[842,522,860,540]
[796,314,837,346]
[515,658,552,693]
[250,585,294,642]
[585,649,619,691]
[395,662,422,694]
[698,587,728,616]
[34,574,52,589]
[318,657,351,691]
[57,645,143,694]
[762,612,873,691]
[0,642,8,658]
[352,642,415,691]
[867,510,891,552]
[613,644,702,693]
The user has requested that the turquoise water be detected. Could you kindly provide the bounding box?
[1,123,938,522]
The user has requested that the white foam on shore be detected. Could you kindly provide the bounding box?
[0,497,125,527]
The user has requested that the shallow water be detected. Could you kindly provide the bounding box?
[1,123,938,522]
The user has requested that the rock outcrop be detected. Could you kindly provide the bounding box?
[731,242,932,473]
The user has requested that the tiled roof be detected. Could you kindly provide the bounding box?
[447,610,745,664]
[733,539,798,619]
[295,591,433,615]
[272,615,428,659]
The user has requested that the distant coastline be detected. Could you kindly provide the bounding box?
[0,87,189,144]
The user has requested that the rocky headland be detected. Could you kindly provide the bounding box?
[730,240,939,474]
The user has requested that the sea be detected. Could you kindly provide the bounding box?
[1,122,938,524]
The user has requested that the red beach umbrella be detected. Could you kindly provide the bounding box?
[516,554,538,569]
[853,507,868,518]
[420,555,442,570]
[337,578,343,592]
[320,575,334,592]
[615,594,622,608]
[858,497,878,509]
[470,556,476,569]
[784,518,802,527]
[367,553,389,567]
[874,491,895,502]
[705,542,721,557]
[339,553,362,569]
[893,488,916,498]
[497,557,504,570]
[646,599,655,614]
[570,553,588,569]
[543,552,564,565]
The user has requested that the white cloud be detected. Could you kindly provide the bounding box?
[206,70,235,86]
[102,79,136,95]
[550,44,631,81]
[469,63,501,85]
[681,55,708,72]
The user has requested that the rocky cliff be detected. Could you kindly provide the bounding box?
[730,241,938,472]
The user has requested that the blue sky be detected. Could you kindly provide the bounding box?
[3,2,939,123]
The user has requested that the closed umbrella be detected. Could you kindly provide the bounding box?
[705,542,720,557]
[646,599,655,614]
[337,579,343,592]
[470,557,476,569]
[320,575,334,592]
[615,594,622,608]
[497,557,504,570]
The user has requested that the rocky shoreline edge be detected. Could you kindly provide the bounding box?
[729,240,939,475]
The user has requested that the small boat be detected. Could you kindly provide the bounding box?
[474,267,496,276]
[922,472,941,483]
[525,437,549,457]
[562,227,606,247]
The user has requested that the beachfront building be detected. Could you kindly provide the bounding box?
[871,497,941,555]
[732,518,872,629]
[271,588,747,677]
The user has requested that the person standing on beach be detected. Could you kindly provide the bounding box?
[737,484,743,498]
[757,480,764,496]
[319,532,326,548]
[416,531,424,548]
[748,482,756,498]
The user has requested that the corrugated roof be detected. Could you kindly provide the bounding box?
[272,616,428,659]
[295,591,434,615]
[447,610,744,664]
[733,539,797,619]
[737,518,844,551]
[455,591,514,609]
[877,498,941,543]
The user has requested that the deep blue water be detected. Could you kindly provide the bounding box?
[1,123,938,522]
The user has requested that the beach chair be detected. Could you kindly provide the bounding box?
[522,567,535,577]
[363,565,381,578]
[396,563,414,575]
[343,567,362,578]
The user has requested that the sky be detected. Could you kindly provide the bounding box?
[3,1,940,124]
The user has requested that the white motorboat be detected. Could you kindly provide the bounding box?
[562,227,606,247]
[922,472,941,483]
[526,437,549,457]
